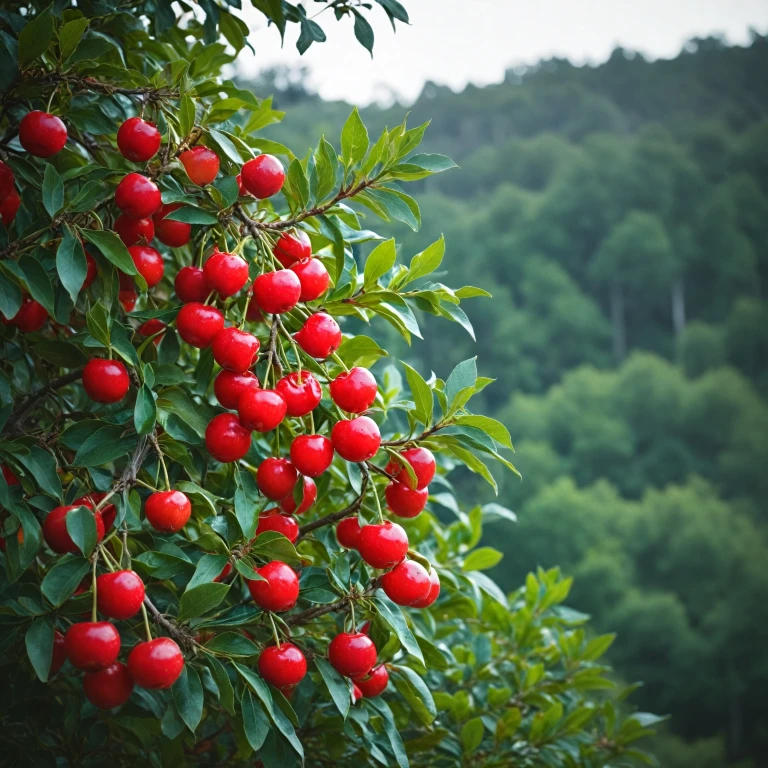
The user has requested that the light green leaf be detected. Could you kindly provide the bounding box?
[363,238,396,288]
[340,107,369,167]
[58,17,89,60]
[81,229,136,275]
[178,582,230,620]
[403,362,433,428]
[315,657,351,720]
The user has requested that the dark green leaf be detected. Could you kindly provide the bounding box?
[315,657,351,719]
[65,505,97,556]
[56,228,87,304]
[41,556,90,606]
[173,665,203,733]
[178,582,230,620]
[18,5,53,68]
[17,447,61,500]
[134,384,156,435]
[42,164,64,219]
[25,618,54,682]
[242,689,270,751]
[205,632,259,657]
[81,230,136,275]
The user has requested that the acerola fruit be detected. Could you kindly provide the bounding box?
[114,213,154,246]
[385,482,429,518]
[43,505,105,553]
[253,270,301,315]
[114,173,162,220]
[119,290,137,312]
[290,434,334,478]
[385,446,435,490]
[74,491,117,531]
[214,369,260,410]
[176,303,224,348]
[236,174,248,196]
[336,517,362,549]
[0,160,14,201]
[51,630,67,676]
[96,570,145,620]
[138,318,166,343]
[331,416,381,462]
[83,662,134,709]
[291,258,329,301]
[280,476,317,515]
[83,249,99,289]
[205,413,252,462]
[328,632,377,678]
[129,244,164,287]
[19,111,67,157]
[0,189,21,226]
[240,154,285,199]
[353,664,389,698]
[203,250,249,297]
[174,265,209,303]
[295,313,341,359]
[353,683,363,703]
[238,388,287,432]
[257,457,298,500]
[381,560,431,606]
[116,117,161,162]
[128,637,184,689]
[215,563,233,582]
[330,367,378,413]
[144,490,192,533]
[212,327,260,373]
[153,203,191,248]
[255,510,299,544]
[273,230,311,267]
[12,297,48,333]
[1,464,20,486]
[357,521,408,569]
[65,621,121,671]
[82,358,130,403]
[179,145,220,186]
[276,372,321,417]
[247,560,299,612]
[410,567,441,608]
[258,643,307,688]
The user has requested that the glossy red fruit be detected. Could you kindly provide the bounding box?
[352,682,363,703]
[295,313,341,359]
[385,482,428,518]
[83,249,99,289]
[276,372,321,417]
[115,173,162,220]
[114,214,154,246]
[180,146,220,186]
[0,160,14,201]
[247,561,299,612]
[354,664,389,698]
[385,446,435,490]
[241,154,285,199]
[19,111,67,157]
[138,318,166,344]
[174,265,209,303]
[82,358,130,403]
[145,490,191,533]
[1,464,20,486]
[291,258,329,302]
[212,327,260,373]
[246,294,265,323]
[238,389,286,432]
[51,630,67,676]
[176,303,224,348]
[97,570,145,619]
[332,416,381,462]
[129,245,164,287]
[120,290,137,312]
[214,562,233,582]
[83,661,134,709]
[258,643,307,688]
[214,369,260,410]
[203,251,249,298]
[0,189,21,226]
[381,560,431,606]
[128,637,184,689]
[357,521,408,569]
[290,434,334,478]
[328,633,377,678]
[43,504,105,553]
[117,117,161,162]
[410,567,440,608]
[255,510,299,544]
[65,622,120,671]
[12,297,48,333]
[280,476,317,515]
[257,457,298,500]
[273,230,311,268]
[253,270,301,315]
[153,203,191,248]
[236,174,249,197]
[73,492,117,531]
[336,517,362,549]
[330,367,378,414]
[205,413,251,462]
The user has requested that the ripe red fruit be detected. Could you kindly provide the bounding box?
[82,358,130,403]
[180,145,220,186]
[83,249,99,289]
[385,446,435,490]
[114,213,154,246]
[273,230,311,267]
[328,633,377,678]
[144,490,191,533]
[385,482,428,518]
[174,265,209,303]
[0,189,21,226]
[51,630,67,676]
[138,318,166,343]
[276,372,321,417]
[336,517,362,549]
[0,160,14,201]
[354,664,389,698]
[236,174,249,196]
[129,245,164,287]
[280,476,317,514]
[176,303,224,348]
[238,388,287,432]
[19,111,67,157]
[290,434,334,477]
[65,622,121,671]
[240,154,285,199]
[256,510,299,544]
[330,367,378,413]
[352,682,363,703]
[291,258,329,301]
[43,504,104,554]
[295,313,341,359]
[120,290,137,312]
[205,413,252,462]
[117,117,161,162]
[215,563,233,582]
[74,491,117,531]
[1,464,20,486]
[258,643,307,688]
[153,203,191,248]
[214,369,260,410]
[253,270,301,315]
[381,560,431,606]
[212,327,260,373]
[115,173,162,219]
[84,661,134,709]
[96,570,145,619]
[410,567,440,608]
[128,637,184,689]
[203,251,249,297]
[247,561,299,612]
[12,297,48,333]
[257,457,298,500]
[331,416,381,462]
[357,521,408,569]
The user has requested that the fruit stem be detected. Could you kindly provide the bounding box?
[91,557,98,623]
[153,438,171,491]
[268,612,281,648]
[369,476,384,523]
[100,544,119,572]
[308,410,315,434]
[349,600,356,633]
[331,352,349,373]
[140,603,153,643]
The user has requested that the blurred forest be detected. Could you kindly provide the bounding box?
[239,32,768,766]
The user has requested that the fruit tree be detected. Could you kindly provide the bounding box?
[0,2,660,766]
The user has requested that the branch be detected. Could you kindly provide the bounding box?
[287,578,380,626]
[381,421,450,447]
[3,369,83,434]
[9,72,179,100]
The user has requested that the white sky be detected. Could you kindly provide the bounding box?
[236,0,768,105]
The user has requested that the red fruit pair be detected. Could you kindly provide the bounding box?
[65,621,120,671]
[19,111,67,157]
[273,230,311,267]
[290,258,329,302]
[336,517,362,549]
[138,318,166,343]
[329,632,377,678]
[128,637,184,689]
[145,490,191,533]
[212,327,260,373]
[258,642,307,690]
[205,413,251,463]
[82,358,130,404]
[154,203,192,248]
[214,369,260,410]
[10,297,48,333]
[280,476,317,514]
[176,303,224,348]
[385,447,435,490]
[290,434,334,477]
[117,117,161,162]
[253,270,301,315]
[255,510,299,544]
[295,313,342,359]
[180,146,220,186]
[354,664,389,698]
[114,214,154,246]
[248,561,299,612]
[204,251,249,297]
[115,173,162,220]
[84,662,134,709]
[330,367,378,413]
[331,416,381,463]
[97,570,145,619]
[129,245,164,287]
[357,521,408,569]
[276,372,321,417]
[240,154,285,199]
[175,266,208,303]
[43,505,105,554]
[73,491,117,530]
[381,560,432,606]
[238,389,286,432]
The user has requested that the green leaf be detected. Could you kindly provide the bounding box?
[403,236,445,287]
[208,128,245,167]
[178,582,230,620]
[336,335,387,368]
[18,253,54,316]
[340,107,369,168]
[205,632,259,657]
[179,94,196,138]
[454,415,513,450]
[33,339,86,368]
[18,5,54,68]
[0,273,23,321]
[391,665,436,725]
[365,187,420,231]
[186,554,229,592]
[73,425,135,467]
[363,238,396,288]
[234,465,259,540]
[315,657,351,720]
[81,230,136,275]
[352,10,374,55]
[17,446,61,500]
[449,445,497,494]
[461,717,484,753]
[285,158,309,210]
[366,698,409,768]
[42,164,64,219]
[85,300,110,348]
[41,556,90,606]
[405,153,458,173]
[403,363,433,428]
[445,358,477,408]
[134,384,156,435]
[372,595,423,664]
[65,505,97,557]
[165,206,218,225]
[173,665,203,733]
[242,689,270,751]
[582,634,616,662]
[25,618,54,682]
[205,654,235,715]
[462,547,503,571]
[56,228,87,304]
[58,17,89,60]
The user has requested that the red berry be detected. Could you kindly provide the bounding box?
[357,521,408,569]
[205,413,252,462]
[174,266,209,303]
[257,457,298,500]
[83,249,99,289]
[280,476,317,515]
[96,570,145,620]
[128,637,184,689]
[83,661,134,709]
[258,643,307,688]
[241,155,285,199]
[256,510,299,544]
[215,563,233,582]
[246,294,265,323]
[291,258,329,301]
[336,517,362,549]
[330,367,377,414]
[12,297,47,333]
[117,117,161,162]
[204,251,249,297]
[352,682,363,703]
[138,318,166,343]
[179,146,220,186]
[273,230,311,267]
[0,160,14,201]
[1,464,19,486]
[410,567,440,608]
[212,327,260,373]
[276,372,321,417]
[354,664,389,697]
[290,434,334,477]
[381,560,431,606]
[385,447,435,490]
[145,490,191,533]
[236,174,249,197]
[114,214,154,246]
[238,388,286,432]
[129,245,164,287]
[253,270,301,315]
[120,290,137,312]
[19,111,67,157]
[82,358,130,403]
[115,173,162,220]
[153,203,191,248]
[214,369,260,410]
[51,630,67,676]
[328,632,377,678]
[74,492,117,531]
[0,189,21,226]
[331,416,381,462]
[247,561,299,612]
[45,505,104,553]
[385,482,428,518]
[176,302,224,348]
[65,621,120,671]
[295,313,341,359]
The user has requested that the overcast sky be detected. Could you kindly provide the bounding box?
[236,0,768,104]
